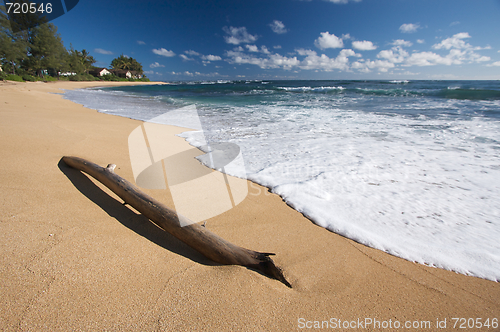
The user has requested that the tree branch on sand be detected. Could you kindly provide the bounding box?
[62,156,291,288]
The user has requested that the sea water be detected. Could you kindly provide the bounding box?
[63,80,500,281]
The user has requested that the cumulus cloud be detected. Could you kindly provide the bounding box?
[298,51,351,71]
[149,62,165,68]
[225,50,299,70]
[261,46,271,54]
[416,39,425,44]
[185,50,200,56]
[377,46,409,63]
[432,32,472,50]
[364,60,395,72]
[314,32,344,49]
[392,39,413,47]
[399,23,420,33]
[223,26,258,45]
[137,40,146,45]
[179,51,222,64]
[352,40,377,51]
[404,51,456,66]
[180,54,194,61]
[246,45,259,52]
[171,71,222,77]
[225,44,363,72]
[269,20,287,34]
[94,48,113,55]
[201,55,222,61]
[486,61,500,67]
[152,48,176,57]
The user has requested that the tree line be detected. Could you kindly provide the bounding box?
[0,4,145,81]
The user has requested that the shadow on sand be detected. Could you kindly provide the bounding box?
[58,158,215,267]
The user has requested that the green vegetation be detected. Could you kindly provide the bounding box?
[5,74,24,82]
[111,54,143,72]
[67,46,96,74]
[68,73,99,81]
[0,5,147,82]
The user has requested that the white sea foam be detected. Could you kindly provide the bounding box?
[279,86,345,92]
[181,103,500,281]
[64,84,500,282]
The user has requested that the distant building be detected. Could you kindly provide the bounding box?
[59,72,76,76]
[89,68,111,77]
[110,69,143,79]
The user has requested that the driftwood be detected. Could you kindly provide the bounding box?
[62,156,291,287]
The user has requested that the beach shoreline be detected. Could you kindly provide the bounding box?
[1,80,499,331]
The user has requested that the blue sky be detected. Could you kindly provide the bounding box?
[52,0,500,81]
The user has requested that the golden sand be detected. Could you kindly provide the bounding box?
[1,81,498,331]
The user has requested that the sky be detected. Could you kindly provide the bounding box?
[48,0,500,81]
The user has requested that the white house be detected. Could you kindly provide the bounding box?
[89,68,111,77]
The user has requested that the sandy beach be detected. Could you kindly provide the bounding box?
[1,80,499,331]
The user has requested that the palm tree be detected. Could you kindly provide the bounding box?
[111,54,132,70]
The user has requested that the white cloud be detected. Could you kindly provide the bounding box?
[314,32,344,49]
[450,21,460,26]
[152,48,176,57]
[223,26,258,45]
[416,39,425,44]
[137,41,146,45]
[180,54,194,61]
[392,39,412,47]
[246,45,259,52]
[171,71,222,77]
[432,32,472,50]
[274,45,282,49]
[225,50,299,70]
[352,40,377,51]
[351,59,395,73]
[486,61,500,67]
[230,47,360,72]
[298,49,358,71]
[365,60,395,72]
[377,46,409,63]
[269,20,287,34]
[428,32,491,64]
[339,49,361,57]
[144,70,162,76]
[149,62,165,68]
[399,23,420,33]
[185,50,200,56]
[404,51,457,66]
[94,48,113,55]
[201,55,222,61]
[296,48,317,56]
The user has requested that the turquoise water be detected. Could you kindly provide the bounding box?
[64,80,500,281]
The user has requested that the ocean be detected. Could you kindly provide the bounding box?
[63,80,500,282]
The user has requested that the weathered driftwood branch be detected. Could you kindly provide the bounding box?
[62,156,291,287]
